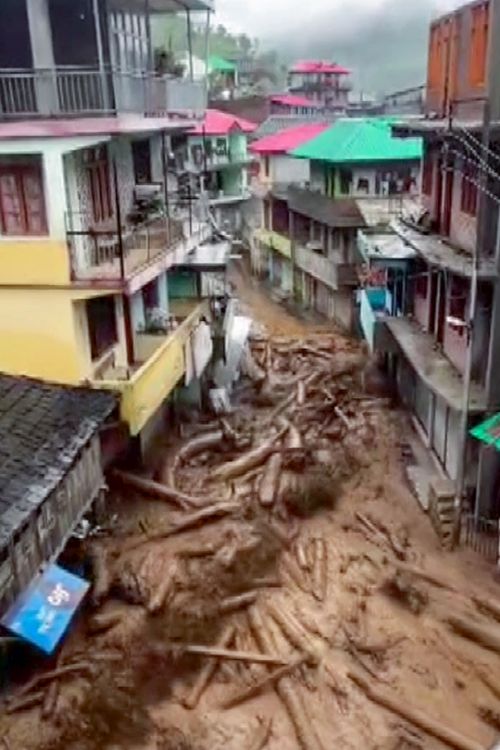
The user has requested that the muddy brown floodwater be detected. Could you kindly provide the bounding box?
[2,262,500,750]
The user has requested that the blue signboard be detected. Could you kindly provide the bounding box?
[1,564,90,654]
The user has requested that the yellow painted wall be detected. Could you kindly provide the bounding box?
[94,302,209,435]
[0,289,82,383]
[0,239,70,286]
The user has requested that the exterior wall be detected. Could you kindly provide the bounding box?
[0,136,109,285]
[414,271,432,330]
[0,289,86,383]
[331,288,354,330]
[271,155,310,185]
[426,1,490,119]
[448,170,477,254]
[309,161,326,193]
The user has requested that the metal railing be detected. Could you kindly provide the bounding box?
[0,66,207,119]
[460,512,500,563]
[67,214,185,282]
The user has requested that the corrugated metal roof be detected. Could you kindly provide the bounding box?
[253,115,331,139]
[190,109,257,136]
[0,375,116,545]
[291,117,423,164]
[287,186,366,229]
[290,60,351,75]
[270,94,321,108]
[250,122,328,154]
[209,55,236,73]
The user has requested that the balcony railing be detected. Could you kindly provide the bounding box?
[294,245,358,289]
[92,302,210,435]
[0,66,206,119]
[67,215,186,282]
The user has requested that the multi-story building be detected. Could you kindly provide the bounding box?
[371,0,500,529]
[171,108,256,235]
[249,117,422,328]
[0,0,219,454]
[287,60,352,113]
[249,123,327,279]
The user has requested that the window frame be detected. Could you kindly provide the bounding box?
[84,147,113,225]
[0,160,48,237]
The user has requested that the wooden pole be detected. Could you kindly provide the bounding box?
[349,669,483,750]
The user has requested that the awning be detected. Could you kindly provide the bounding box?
[1,564,90,654]
[471,413,500,450]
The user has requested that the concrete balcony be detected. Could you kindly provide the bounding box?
[254,228,292,259]
[67,216,211,290]
[208,189,252,206]
[0,68,206,120]
[294,245,357,289]
[359,288,387,353]
[93,301,209,435]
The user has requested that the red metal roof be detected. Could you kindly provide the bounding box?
[290,60,351,75]
[190,109,257,136]
[250,122,329,154]
[270,94,322,109]
[0,115,196,140]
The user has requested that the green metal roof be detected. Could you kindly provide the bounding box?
[209,55,236,73]
[471,413,500,450]
[290,117,423,164]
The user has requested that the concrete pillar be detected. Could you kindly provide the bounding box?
[157,271,169,315]
[43,149,67,239]
[26,0,58,114]
[114,294,128,368]
[130,289,145,332]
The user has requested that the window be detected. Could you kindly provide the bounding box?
[215,138,227,157]
[356,177,370,194]
[132,139,152,184]
[84,147,113,224]
[448,276,468,324]
[0,158,47,236]
[339,168,352,194]
[469,2,489,87]
[86,296,118,361]
[264,156,270,178]
[461,161,479,215]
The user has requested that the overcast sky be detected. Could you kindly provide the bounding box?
[214,0,461,37]
[212,0,465,93]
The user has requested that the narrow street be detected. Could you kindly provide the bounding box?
[2,270,500,750]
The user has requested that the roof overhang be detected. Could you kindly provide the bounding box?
[108,0,214,12]
[392,118,500,139]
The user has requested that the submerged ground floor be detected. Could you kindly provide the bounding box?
[2,265,500,750]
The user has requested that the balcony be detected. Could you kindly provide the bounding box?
[207,189,252,206]
[67,215,210,286]
[359,288,387,352]
[294,245,357,289]
[0,67,206,120]
[254,228,292,259]
[93,302,209,435]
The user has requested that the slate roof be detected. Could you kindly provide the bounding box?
[0,375,116,546]
[250,122,328,154]
[190,109,257,136]
[291,117,423,164]
[287,186,367,229]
